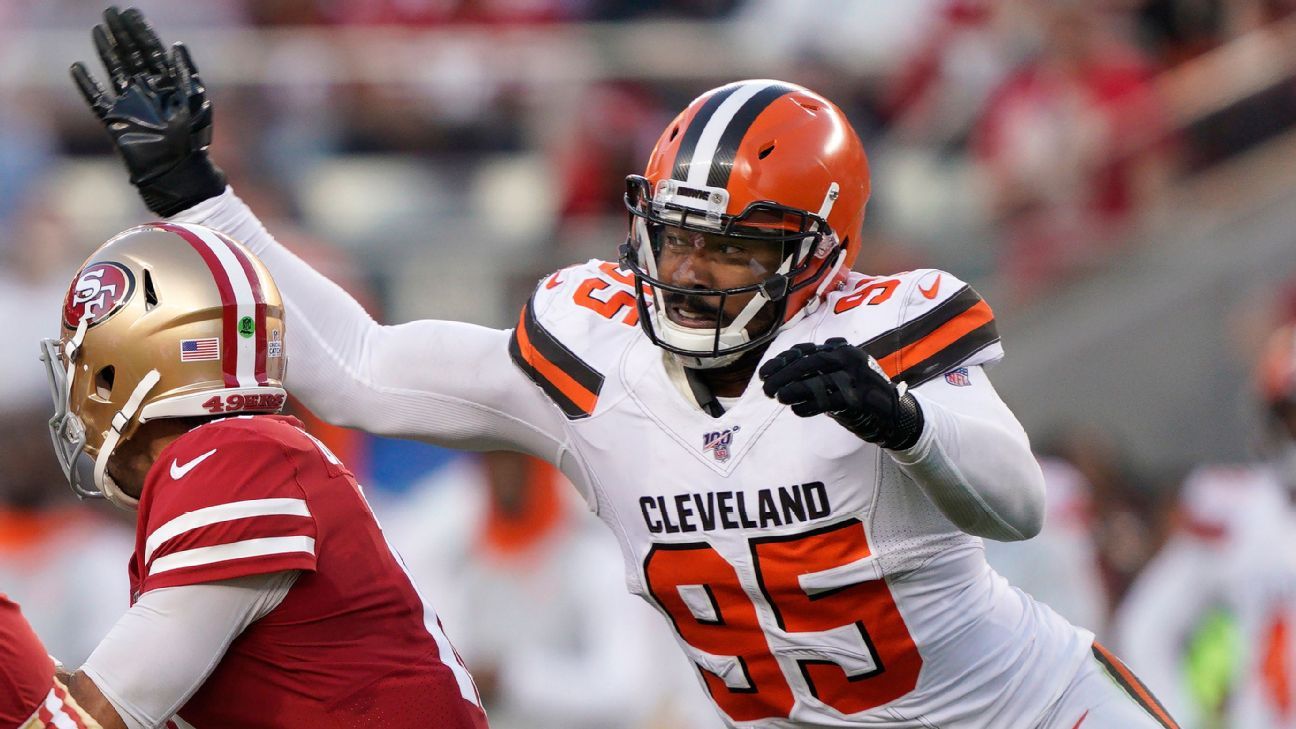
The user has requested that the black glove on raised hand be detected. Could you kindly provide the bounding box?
[759,337,925,450]
[71,6,225,217]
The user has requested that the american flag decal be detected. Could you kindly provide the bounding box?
[180,337,220,362]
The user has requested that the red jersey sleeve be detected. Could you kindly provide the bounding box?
[135,418,319,594]
[0,596,55,725]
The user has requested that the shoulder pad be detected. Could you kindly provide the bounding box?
[508,260,639,419]
[138,416,318,592]
[820,269,1002,387]
[150,418,303,504]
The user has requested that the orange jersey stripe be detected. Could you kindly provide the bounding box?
[514,307,598,415]
[877,300,994,380]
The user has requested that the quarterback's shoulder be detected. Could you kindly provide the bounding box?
[819,268,1002,387]
[509,259,640,419]
[136,416,319,593]
[143,416,324,521]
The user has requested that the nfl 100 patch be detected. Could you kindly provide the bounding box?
[703,426,740,462]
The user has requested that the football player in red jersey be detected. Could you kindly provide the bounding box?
[38,224,487,729]
[0,595,101,729]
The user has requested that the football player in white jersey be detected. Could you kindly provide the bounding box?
[72,7,1179,727]
[1116,323,1296,729]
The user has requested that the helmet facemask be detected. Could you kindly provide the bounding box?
[39,317,161,509]
[620,175,844,369]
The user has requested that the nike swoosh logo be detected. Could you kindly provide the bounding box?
[170,449,218,480]
[919,273,942,299]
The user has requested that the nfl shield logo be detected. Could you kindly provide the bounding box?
[944,367,972,387]
[702,426,741,462]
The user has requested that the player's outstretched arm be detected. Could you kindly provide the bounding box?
[72,7,565,459]
[762,339,1044,541]
[174,189,566,458]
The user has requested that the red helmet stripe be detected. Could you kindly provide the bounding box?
[153,223,240,387]
[211,230,269,386]
[152,223,266,387]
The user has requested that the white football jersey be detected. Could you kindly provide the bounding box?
[506,260,1093,727]
[1117,465,1296,729]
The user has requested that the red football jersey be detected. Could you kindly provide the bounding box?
[0,595,94,728]
[130,415,486,728]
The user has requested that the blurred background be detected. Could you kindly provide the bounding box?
[2,1,1295,727]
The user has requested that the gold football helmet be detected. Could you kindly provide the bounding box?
[40,223,287,509]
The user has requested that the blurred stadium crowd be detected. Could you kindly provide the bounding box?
[2,1,1296,727]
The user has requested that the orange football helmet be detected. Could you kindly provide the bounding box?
[621,79,871,367]
[40,223,287,509]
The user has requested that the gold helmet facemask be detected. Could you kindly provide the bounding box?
[39,223,288,509]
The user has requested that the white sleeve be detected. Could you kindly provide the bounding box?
[170,188,567,461]
[889,366,1045,541]
[78,571,296,729]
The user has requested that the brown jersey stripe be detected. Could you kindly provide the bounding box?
[508,301,602,419]
[509,319,590,418]
[1092,643,1181,729]
[870,299,999,386]
[520,295,605,396]
[862,285,984,361]
[888,318,999,387]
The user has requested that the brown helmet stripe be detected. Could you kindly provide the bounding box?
[705,82,797,189]
[670,83,741,182]
[670,82,799,190]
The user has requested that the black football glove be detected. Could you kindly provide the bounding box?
[759,337,924,450]
[70,6,225,217]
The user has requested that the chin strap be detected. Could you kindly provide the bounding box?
[93,369,162,509]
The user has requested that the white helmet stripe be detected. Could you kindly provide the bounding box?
[685,81,776,188]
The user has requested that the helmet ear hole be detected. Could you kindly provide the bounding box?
[95,365,115,400]
[143,269,159,310]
